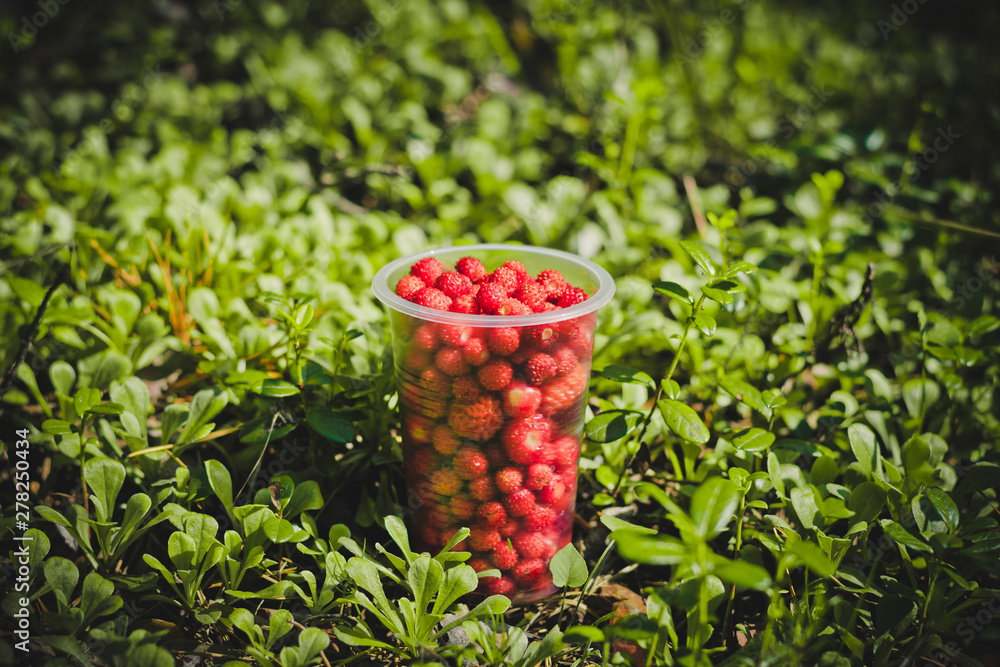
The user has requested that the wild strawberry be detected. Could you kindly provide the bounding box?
[492,542,519,570]
[478,360,513,391]
[477,501,507,528]
[484,445,506,468]
[401,383,444,418]
[469,476,498,501]
[435,271,474,299]
[468,526,501,552]
[419,524,441,548]
[524,353,558,385]
[468,557,493,573]
[553,347,577,375]
[526,463,555,490]
[514,281,549,312]
[412,324,439,350]
[497,298,532,316]
[523,504,556,531]
[406,447,437,477]
[451,375,482,402]
[462,337,491,366]
[404,415,435,444]
[448,395,504,441]
[412,287,453,311]
[539,368,588,415]
[476,282,508,314]
[487,327,520,356]
[537,477,567,505]
[505,488,536,517]
[502,380,542,417]
[435,348,470,376]
[555,320,581,343]
[556,286,588,308]
[454,447,489,480]
[437,324,473,347]
[499,518,521,537]
[488,266,520,295]
[410,257,444,285]
[420,367,451,393]
[537,269,568,300]
[513,532,556,559]
[501,260,530,283]
[526,323,558,351]
[403,348,431,374]
[545,436,579,470]
[449,294,481,314]
[396,274,427,300]
[513,558,546,586]
[483,575,515,595]
[502,415,553,464]
[426,506,454,530]
[495,467,524,494]
[450,495,477,521]
[456,256,488,283]
[568,328,594,356]
[430,469,463,496]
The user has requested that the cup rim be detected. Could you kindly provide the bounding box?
[371,243,615,326]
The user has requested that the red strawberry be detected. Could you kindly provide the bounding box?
[501,260,530,283]
[523,504,556,531]
[513,558,546,585]
[435,271,474,299]
[557,286,588,308]
[526,323,558,351]
[488,265,520,295]
[419,524,441,548]
[410,257,444,285]
[435,348,470,376]
[437,324,473,347]
[526,463,555,490]
[412,324,439,350]
[514,281,549,312]
[412,287,452,311]
[448,395,503,441]
[553,347,577,375]
[484,445,507,468]
[483,576,515,595]
[478,360,513,391]
[545,436,579,470]
[524,353,558,385]
[468,557,493,573]
[462,338,491,366]
[502,381,542,417]
[426,506,454,530]
[406,447,437,477]
[469,526,501,552]
[555,320,581,343]
[491,542,519,570]
[431,424,459,456]
[402,348,431,374]
[476,282,508,314]
[497,298,532,316]
[477,501,507,528]
[451,375,482,402]
[537,269,568,300]
[468,476,498,501]
[449,294,481,314]
[505,488,536,517]
[487,327,520,356]
[396,274,427,300]
[513,532,557,559]
[430,470,463,496]
[502,415,553,464]
[455,256,488,283]
[404,415,435,444]
[495,467,524,494]
[420,367,451,393]
[499,518,521,537]
[539,368,588,415]
[450,496,477,521]
[454,447,489,480]
[537,477,567,505]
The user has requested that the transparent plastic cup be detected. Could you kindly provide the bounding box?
[372,244,615,603]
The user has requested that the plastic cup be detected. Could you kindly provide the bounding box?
[372,244,615,602]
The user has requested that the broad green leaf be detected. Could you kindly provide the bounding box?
[205,459,233,513]
[614,531,688,565]
[432,564,478,615]
[178,389,228,444]
[42,419,74,435]
[719,377,765,414]
[701,285,734,304]
[679,241,716,276]
[84,457,125,523]
[90,353,132,392]
[296,627,331,662]
[408,553,444,613]
[253,379,301,397]
[80,572,120,623]
[690,477,739,539]
[848,482,886,524]
[283,481,323,520]
[657,399,709,444]
[848,423,878,475]
[564,626,606,643]
[710,556,772,591]
[160,403,189,446]
[693,314,716,335]
[110,377,150,437]
[732,428,775,453]
[722,261,756,278]
[652,280,694,304]
[783,538,836,577]
[550,544,588,588]
[267,610,294,649]
[239,416,297,445]
[87,401,125,416]
[594,365,655,387]
[901,378,940,419]
[790,486,820,530]
[383,515,413,564]
[49,361,76,396]
[44,557,79,609]
[306,409,355,443]
[600,514,657,535]
[926,488,959,533]
[586,410,644,443]
[332,624,394,650]
[884,521,932,553]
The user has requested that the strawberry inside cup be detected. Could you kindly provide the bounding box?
[372,244,614,604]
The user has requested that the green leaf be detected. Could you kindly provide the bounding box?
[205,460,233,513]
[790,486,820,531]
[657,399,710,444]
[84,457,126,523]
[178,389,228,444]
[110,377,150,437]
[239,416,297,445]
[585,410,644,443]
[296,627,331,662]
[383,515,413,564]
[42,419,74,435]
[710,556,771,591]
[719,377,766,414]
[49,361,76,397]
[600,514,657,535]
[253,379,301,397]
[722,261,756,278]
[848,423,878,475]
[848,482,886,524]
[283,481,323,520]
[408,553,445,614]
[690,477,739,539]
[693,314,716,335]
[549,544,588,588]
[565,626,606,643]
[732,428,775,453]
[294,303,315,328]
[87,402,126,416]
[306,409,355,443]
[44,557,79,609]
[80,572,121,623]
[901,378,940,419]
[679,240,716,276]
[160,403,189,446]
[700,285,734,305]
[926,488,959,533]
[652,280,694,304]
[594,364,655,387]
[432,564,479,616]
[783,537,836,577]
[614,531,688,565]
[884,521,932,553]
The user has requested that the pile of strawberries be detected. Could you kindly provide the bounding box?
[394,255,593,598]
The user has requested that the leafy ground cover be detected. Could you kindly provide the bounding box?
[1,0,999,665]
